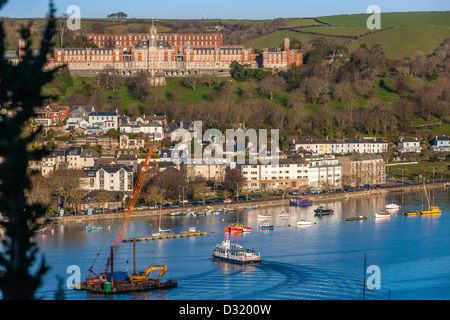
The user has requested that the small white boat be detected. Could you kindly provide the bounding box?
[152,228,172,237]
[375,209,391,218]
[257,214,272,219]
[259,221,274,230]
[385,202,401,210]
[279,211,290,217]
[170,211,184,216]
[186,211,197,216]
[297,220,312,225]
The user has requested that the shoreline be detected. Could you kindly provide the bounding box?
[41,181,448,225]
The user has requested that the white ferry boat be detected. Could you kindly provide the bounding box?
[212,239,261,264]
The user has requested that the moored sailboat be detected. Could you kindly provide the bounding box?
[417,183,441,216]
[153,196,172,236]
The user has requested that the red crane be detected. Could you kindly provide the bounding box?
[86,147,155,283]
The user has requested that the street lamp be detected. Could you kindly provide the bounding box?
[178,186,186,207]
[213,183,218,197]
[431,167,435,183]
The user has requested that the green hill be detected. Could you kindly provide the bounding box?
[317,11,450,28]
[347,25,450,59]
[244,11,450,59]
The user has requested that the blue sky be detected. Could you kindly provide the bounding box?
[0,0,448,19]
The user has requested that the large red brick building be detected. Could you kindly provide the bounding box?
[87,32,223,49]
[51,25,302,80]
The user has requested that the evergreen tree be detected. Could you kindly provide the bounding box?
[0,1,58,299]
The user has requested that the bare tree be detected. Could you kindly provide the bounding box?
[97,66,120,91]
[57,14,69,47]
[288,104,307,130]
[183,75,203,91]
[47,169,85,208]
[304,76,328,105]
[287,87,306,108]
[125,103,141,117]
[395,97,415,129]
[152,167,188,197]
[417,87,439,121]
[145,185,163,206]
[94,190,113,211]
[201,74,218,88]
[223,168,246,195]
[189,176,209,205]
[69,188,86,214]
[332,81,354,103]
[25,174,51,208]
[259,76,286,100]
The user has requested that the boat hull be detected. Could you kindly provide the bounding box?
[86,226,104,231]
[403,211,420,216]
[419,210,441,216]
[385,204,401,210]
[212,255,261,264]
[345,216,367,221]
[315,210,333,216]
[290,201,313,207]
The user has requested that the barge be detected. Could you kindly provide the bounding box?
[79,278,177,294]
[212,238,260,264]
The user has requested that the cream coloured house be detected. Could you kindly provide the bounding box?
[82,165,134,192]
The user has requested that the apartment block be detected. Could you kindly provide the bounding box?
[338,154,386,186]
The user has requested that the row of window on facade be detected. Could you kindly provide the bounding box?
[92,34,220,41]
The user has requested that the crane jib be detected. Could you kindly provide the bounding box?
[89,147,155,279]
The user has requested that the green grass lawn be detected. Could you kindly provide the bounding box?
[347,25,450,59]
[317,11,450,28]
[431,124,450,135]
[283,18,321,27]
[300,26,375,36]
[387,161,450,180]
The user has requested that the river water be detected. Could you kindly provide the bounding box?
[28,188,450,300]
